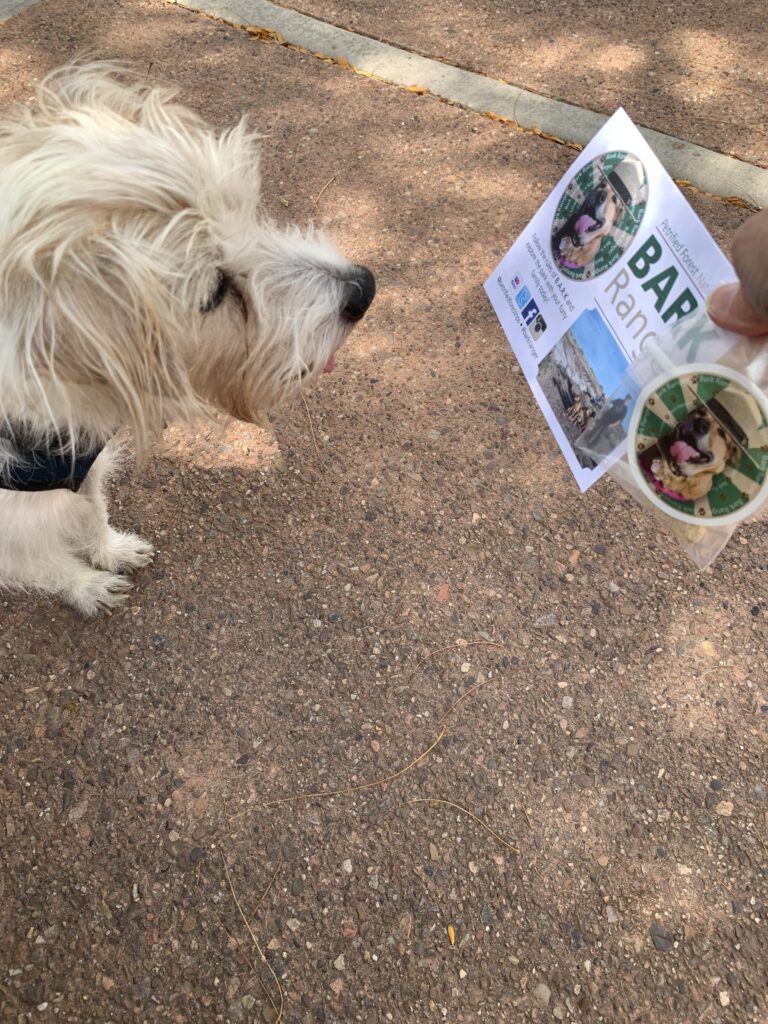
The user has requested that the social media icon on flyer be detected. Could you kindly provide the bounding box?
[515,286,531,309]
[512,275,522,288]
[521,298,540,325]
[530,313,547,339]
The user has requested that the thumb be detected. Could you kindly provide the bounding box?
[708,282,768,338]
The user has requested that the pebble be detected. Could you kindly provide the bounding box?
[429,843,439,862]
[719,991,730,1008]
[715,800,734,817]
[241,995,256,1010]
[533,613,558,629]
[650,923,674,951]
[286,919,301,932]
[460,662,470,673]
[597,855,609,867]
[562,696,573,709]
[606,906,619,924]
[182,914,197,934]
[709,778,724,791]
[342,859,353,874]
[468,861,479,875]
[553,1006,566,1021]
[68,800,88,823]
[533,982,551,1007]
[333,955,345,971]
[168,830,181,843]
[227,1004,244,1024]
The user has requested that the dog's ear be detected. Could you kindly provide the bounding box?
[6,230,210,457]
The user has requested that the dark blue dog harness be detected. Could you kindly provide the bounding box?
[0,423,104,493]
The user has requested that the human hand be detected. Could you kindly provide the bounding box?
[708,208,768,337]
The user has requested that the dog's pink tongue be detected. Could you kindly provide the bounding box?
[670,440,699,463]
[323,354,335,374]
[575,214,598,234]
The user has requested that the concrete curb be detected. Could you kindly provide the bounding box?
[0,0,41,20]
[173,0,767,209]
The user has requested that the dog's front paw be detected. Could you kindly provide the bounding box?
[91,530,155,573]
[66,569,133,616]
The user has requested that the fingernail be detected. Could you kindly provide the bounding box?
[707,282,738,321]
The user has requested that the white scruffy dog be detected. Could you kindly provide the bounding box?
[0,61,374,614]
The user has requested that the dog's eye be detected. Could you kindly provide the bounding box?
[201,269,230,313]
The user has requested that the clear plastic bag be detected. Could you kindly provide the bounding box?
[576,308,768,568]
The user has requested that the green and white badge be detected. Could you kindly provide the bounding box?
[628,365,768,526]
[551,151,648,281]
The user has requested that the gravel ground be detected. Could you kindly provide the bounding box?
[0,3,766,1023]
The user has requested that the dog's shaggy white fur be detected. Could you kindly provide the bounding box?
[0,61,374,614]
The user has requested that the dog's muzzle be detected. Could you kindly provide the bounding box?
[341,265,376,323]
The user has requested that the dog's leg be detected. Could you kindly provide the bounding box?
[39,552,133,616]
[0,490,133,615]
[78,444,155,573]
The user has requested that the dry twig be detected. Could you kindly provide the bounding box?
[309,174,337,217]
[249,860,282,927]
[416,639,507,672]
[301,393,324,469]
[410,797,519,853]
[222,856,284,1023]
[259,725,446,809]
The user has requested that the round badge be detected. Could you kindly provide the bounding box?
[627,365,768,527]
[551,151,648,281]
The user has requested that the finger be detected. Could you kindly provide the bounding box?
[732,208,768,319]
[708,283,768,337]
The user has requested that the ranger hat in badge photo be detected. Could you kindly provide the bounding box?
[551,151,648,281]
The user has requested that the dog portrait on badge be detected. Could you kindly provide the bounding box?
[0,61,375,614]
[552,179,624,270]
[642,406,738,502]
[552,154,644,273]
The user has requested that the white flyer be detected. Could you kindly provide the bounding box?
[485,108,737,491]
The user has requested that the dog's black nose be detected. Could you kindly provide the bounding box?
[341,265,376,322]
